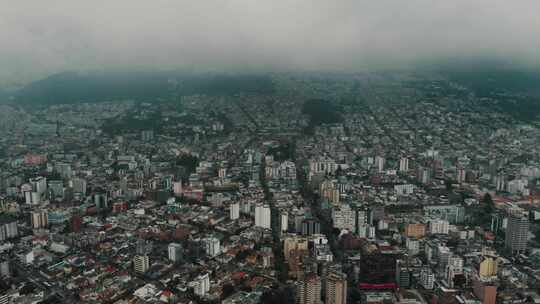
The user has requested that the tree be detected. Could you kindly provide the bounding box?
[260,286,294,304]
[221,283,236,300]
[472,193,495,227]
[176,154,199,175]
[445,179,454,191]
[482,193,495,214]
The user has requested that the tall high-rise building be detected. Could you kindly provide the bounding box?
[0,259,10,278]
[31,210,48,229]
[457,168,467,184]
[173,182,183,197]
[505,209,529,255]
[296,273,321,304]
[309,156,337,180]
[93,193,108,209]
[168,243,183,263]
[71,177,87,195]
[406,237,420,255]
[136,238,153,255]
[48,180,64,199]
[203,237,221,257]
[473,278,497,304]
[396,260,412,289]
[302,219,321,236]
[332,204,355,231]
[374,156,385,173]
[141,130,154,142]
[230,202,240,220]
[24,191,40,205]
[429,219,449,235]
[354,208,368,234]
[446,256,464,288]
[55,162,72,179]
[479,256,498,279]
[495,174,506,192]
[133,255,150,274]
[325,270,347,304]
[320,180,340,205]
[283,236,309,260]
[399,157,409,172]
[0,216,18,241]
[368,206,385,225]
[218,167,227,179]
[191,273,210,297]
[417,167,431,184]
[30,177,47,195]
[420,268,435,290]
[255,204,271,229]
[280,210,289,232]
[394,184,415,196]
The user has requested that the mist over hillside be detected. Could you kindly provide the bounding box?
[437,61,540,97]
[11,71,275,105]
[4,62,540,119]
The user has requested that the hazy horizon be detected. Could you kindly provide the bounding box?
[2,0,540,87]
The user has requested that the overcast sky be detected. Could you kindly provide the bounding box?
[1,0,540,86]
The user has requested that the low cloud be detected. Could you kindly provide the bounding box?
[1,0,540,85]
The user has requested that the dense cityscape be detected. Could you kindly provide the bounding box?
[1,72,540,304]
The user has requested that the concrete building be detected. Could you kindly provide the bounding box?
[332,204,355,231]
[309,156,337,179]
[417,167,431,184]
[19,251,34,265]
[230,202,240,220]
[280,210,289,232]
[173,181,183,196]
[399,157,409,172]
[141,130,154,142]
[168,243,183,263]
[48,180,64,199]
[429,219,449,235]
[255,204,271,230]
[296,272,321,304]
[325,270,347,304]
[31,210,49,229]
[473,278,497,304]
[30,177,47,195]
[320,180,340,205]
[191,273,210,297]
[302,219,321,236]
[505,209,529,255]
[354,208,368,234]
[0,260,10,278]
[406,238,420,255]
[420,268,435,290]
[0,216,17,241]
[507,179,527,194]
[71,177,87,195]
[203,237,221,257]
[396,260,412,289]
[394,184,415,196]
[283,236,309,260]
[357,225,376,239]
[424,204,465,224]
[479,256,498,279]
[374,156,385,173]
[405,223,426,238]
[133,255,150,274]
[24,191,40,205]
